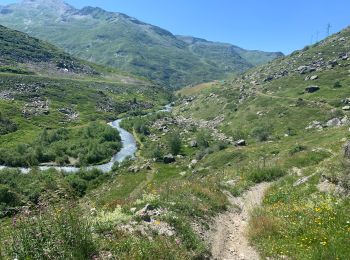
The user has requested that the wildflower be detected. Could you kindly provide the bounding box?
[320,241,327,246]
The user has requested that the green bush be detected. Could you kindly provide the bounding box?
[289,144,307,155]
[247,166,287,183]
[251,125,273,142]
[333,81,342,88]
[0,122,121,167]
[168,133,182,155]
[196,129,211,148]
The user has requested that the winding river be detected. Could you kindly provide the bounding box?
[0,104,172,174]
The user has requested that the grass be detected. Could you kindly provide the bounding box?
[4,204,95,260]
[249,175,350,259]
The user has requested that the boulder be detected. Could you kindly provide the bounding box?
[189,140,198,148]
[128,166,140,173]
[305,121,323,131]
[342,106,350,111]
[298,65,316,74]
[305,85,320,93]
[163,154,176,164]
[344,141,350,159]
[310,75,318,80]
[326,118,341,127]
[235,139,246,146]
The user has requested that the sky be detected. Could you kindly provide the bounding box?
[1,0,350,54]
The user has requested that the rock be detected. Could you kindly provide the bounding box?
[90,208,97,216]
[57,107,79,121]
[310,75,318,80]
[189,140,198,147]
[128,166,140,173]
[326,118,341,127]
[341,116,350,125]
[191,159,198,165]
[130,207,137,214]
[298,65,316,74]
[305,85,320,93]
[342,106,350,111]
[235,139,246,146]
[140,163,152,170]
[225,180,237,186]
[163,154,176,164]
[344,141,350,158]
[293,173,316,187]
[179,171,186,176]
[305,121,323,131]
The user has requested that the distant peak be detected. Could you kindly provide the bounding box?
[21,0,73,10]
[22,0,64,4]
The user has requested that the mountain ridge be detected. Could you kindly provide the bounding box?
[0,0,283,88]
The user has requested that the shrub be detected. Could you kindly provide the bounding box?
[333,81,342,88]
[9,205,95,259]
[247,166,286,183]
[196,129,211,148]
[289,144,307,155]
[168,133,182,155]
[251,125,272,142]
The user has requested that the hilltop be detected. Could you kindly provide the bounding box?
[0,0,283,88]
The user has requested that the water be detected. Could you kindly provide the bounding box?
[0,104,172,174]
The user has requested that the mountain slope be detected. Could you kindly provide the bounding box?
[0,0,283,88]
[176,35,283,67]
[0,25,169,167]
[174,26,350,258]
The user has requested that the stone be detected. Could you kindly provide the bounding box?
[189,140,198,147]
[128,166,140,173]
[163,154,176,164]
[341,116,350,125]
[305,85,320,93]
[235,139,246,146]
[298,65,315,74]
[310,75,318,80]
[326,118,341,127]
[305,121,323,131]
[344,141,350,158]
[191,159,198,165]
[225,180,236,186]
[179,171,186,176]
[342,106,350,111]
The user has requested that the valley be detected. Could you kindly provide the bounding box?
[0,1,349,260]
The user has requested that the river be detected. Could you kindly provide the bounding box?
[0,104,172,174]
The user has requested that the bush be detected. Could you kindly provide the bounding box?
[196,129,211,148]
[289,144,307,155]
[247,166,286,183]
[9,205,95,260]
[333,81,342,88]
[168,133,182,155]
[251,125,272,142]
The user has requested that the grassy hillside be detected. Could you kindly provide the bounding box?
[171,26,350,258]
[0,25,170,167]
[0,0,283,88]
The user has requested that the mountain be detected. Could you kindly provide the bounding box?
[0,0,283,88]
[176,35,283,67]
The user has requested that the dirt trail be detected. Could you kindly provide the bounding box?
[210,182,270,260]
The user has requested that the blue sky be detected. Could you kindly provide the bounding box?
[1,0,350,54]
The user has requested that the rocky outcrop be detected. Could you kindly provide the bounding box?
[22,98,49,118]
